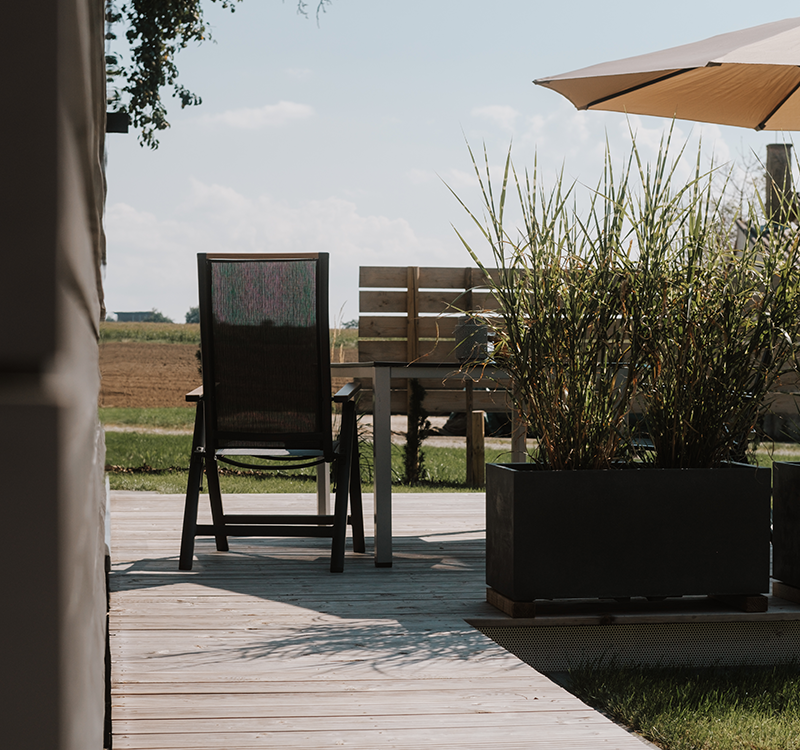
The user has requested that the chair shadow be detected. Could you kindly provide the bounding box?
[109,530,501,674]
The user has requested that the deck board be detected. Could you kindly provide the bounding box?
[110,491,648,749]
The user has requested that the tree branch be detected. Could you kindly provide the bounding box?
[106,0,331,148]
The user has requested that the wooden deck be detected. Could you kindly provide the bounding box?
[109,490,649,749]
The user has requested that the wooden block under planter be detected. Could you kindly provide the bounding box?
[772,580,800,606]
[709,594,768,612]
[486,587,537,618]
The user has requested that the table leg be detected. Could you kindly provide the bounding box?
[373,366,393,566]
[316,463,330,515]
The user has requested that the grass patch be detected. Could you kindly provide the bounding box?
[753,442,800,469]
[105,431,194,470]
[104,430,506,493]
[567,664,800,750]
[330,327,358,354]
[100,407,195,430]
[101,321,201,344]
[101,322,357,349]
[389,443,509,490]
[104,431,320,493]
[111,471,321,494]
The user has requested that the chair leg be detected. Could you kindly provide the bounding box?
[179,449,204,570]
[331,399,360,571]
[205,455,229,552]
[316,463,331,515]
[349,435,366,554]
[330,453,350,573]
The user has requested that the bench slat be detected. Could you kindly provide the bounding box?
[357,388,511,415]
[360,266,505,290]
[360,290,502,314]
[359,316,461,340]
[359,340,461,362]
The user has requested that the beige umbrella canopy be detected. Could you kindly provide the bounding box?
[535,17,800,131]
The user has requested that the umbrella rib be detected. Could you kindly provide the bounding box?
[757,76,800,131]
[583,68,694,110]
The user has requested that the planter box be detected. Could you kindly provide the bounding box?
[773,462,800,591]
[486,463,771,604]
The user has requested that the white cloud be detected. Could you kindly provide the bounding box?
[439,168,478,190]
[406,168,437,185]
[286,68,313,80]
[472,105,520,132]
[494,103,746,198]
[103,182,453,323]
[200,101,315,129]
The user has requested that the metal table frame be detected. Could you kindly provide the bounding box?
[331,361,523,566]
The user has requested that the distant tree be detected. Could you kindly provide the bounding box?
[105,0,331,148]
[144,308,174,323]
[341,319,358,329]
[185,306,200,324]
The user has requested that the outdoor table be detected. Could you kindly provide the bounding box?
[331,361,522,566]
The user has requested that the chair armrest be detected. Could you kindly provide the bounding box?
[333,381,361,403]
[186,385,203,403]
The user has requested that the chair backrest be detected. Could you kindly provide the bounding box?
[198,253,332,452]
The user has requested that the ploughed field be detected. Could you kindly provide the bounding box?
[99,331,358,409]
[99,341,201,409]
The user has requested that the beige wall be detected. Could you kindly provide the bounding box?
[0,1,108,748]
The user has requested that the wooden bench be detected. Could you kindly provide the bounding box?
[357,266,520,484]
[358,266,510,409]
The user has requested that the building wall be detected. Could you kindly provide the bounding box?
[115,312,153,322]
[0,1,108,748]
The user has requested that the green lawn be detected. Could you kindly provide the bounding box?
[99,321,359,350]
[568,664,800,750]
[100,321,201,343]
[753,442,800,468]
[100,407,195,431]
[100,406,800,493]
[103,429,507,493]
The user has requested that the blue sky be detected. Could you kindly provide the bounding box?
[104,1,799,323]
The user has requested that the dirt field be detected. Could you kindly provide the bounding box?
[99,341,511,447]
[99,340,359,409]
[99,342,201,408]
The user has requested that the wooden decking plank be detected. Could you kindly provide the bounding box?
[112,677,567,694]
[114,691,587,715]
[112,663,538,680]
[114,711,608,732]
[114,734,636,750]
[110,492,649,749]
[112,656,535,677]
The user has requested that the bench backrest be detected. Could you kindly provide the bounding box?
[357,266,510,415]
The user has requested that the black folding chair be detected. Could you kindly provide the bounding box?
[179,252,365,572]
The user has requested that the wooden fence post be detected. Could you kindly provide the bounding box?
[468,410,486,488]
[766,143,794,224]
[465,380,474,484]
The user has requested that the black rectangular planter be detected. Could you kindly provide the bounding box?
[486,463,771,603]
[773,461,800,589]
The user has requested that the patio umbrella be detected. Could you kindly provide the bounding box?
[534,17,800,131]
